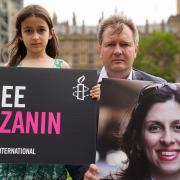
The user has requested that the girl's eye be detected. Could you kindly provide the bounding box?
[148,125,161,133]
[39,28,46,32]
[25,29,32,33]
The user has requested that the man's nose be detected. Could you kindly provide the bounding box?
[160,130,175,146]
[114,44,122,55]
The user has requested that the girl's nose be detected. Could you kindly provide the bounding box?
[32,32,39,39]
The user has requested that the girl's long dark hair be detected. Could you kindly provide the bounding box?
[7,4,60,66]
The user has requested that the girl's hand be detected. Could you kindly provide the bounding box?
[83,164,100,180]
[90,84,101,101]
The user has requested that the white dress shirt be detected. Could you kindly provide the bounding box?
[98,66,133,82]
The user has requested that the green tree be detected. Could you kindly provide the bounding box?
[134,31,180,81]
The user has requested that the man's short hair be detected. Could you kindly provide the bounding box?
[97,14,139,46]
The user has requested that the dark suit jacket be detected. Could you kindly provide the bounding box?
[132,68,166,82]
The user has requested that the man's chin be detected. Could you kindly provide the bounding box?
[111,66,127,72]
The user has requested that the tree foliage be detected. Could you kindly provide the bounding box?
[134,31,180,82]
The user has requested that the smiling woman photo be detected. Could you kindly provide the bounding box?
[84,83,180,180]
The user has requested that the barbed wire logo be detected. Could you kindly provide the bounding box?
[72,75,89,101]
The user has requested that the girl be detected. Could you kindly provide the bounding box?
[4,4,100,180]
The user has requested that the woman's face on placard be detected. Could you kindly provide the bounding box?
[142,99,180,176]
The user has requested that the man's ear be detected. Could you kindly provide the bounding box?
[134,45,139,59]
[49,28,55,40]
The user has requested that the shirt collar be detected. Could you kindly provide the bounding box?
[98,66,133,82]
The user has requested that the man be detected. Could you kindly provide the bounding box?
[97,14,165,83]
[84,14,165,180]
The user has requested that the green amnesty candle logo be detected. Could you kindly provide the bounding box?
[73,75,89,101]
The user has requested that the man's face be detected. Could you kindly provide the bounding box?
[99,25,138,78]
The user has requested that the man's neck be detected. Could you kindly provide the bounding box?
[108,70,132,80]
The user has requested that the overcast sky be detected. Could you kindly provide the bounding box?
[24,0,177,26]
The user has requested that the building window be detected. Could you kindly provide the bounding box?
[88,42,95,49]
[72,53,79,64]
[73,41,79,49]
[88,53,94,64]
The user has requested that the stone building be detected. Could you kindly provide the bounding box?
[177,0,180,14]
[55,13,102,70]
[0,0,23,63]
[168,0,180,38]
[167,0,180,82]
